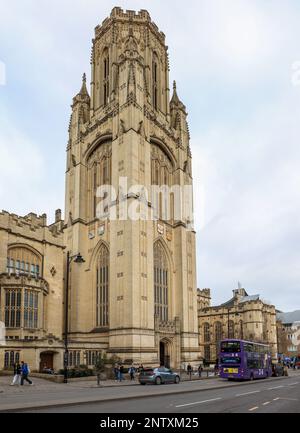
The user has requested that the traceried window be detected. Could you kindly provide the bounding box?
[204,323,211,343]
[24,290,38,329]
[239,320,244,339]
[151,144,173,222]
[204,345,211,362]
[215,322,223,348]
[68,351,81,367]
[87,143,112,220]
[5,289,21,328]
[4,288,39,330]
[152,53,159,110]
[4,351,20,368]
[154,242,169,322]
[7,246,41,278]
[96,245,109,327]
[103,48,110,106]
[228,320,235,339]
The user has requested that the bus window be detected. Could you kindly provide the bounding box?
[221,357,241,365]
[221,342,241,353]
[244,343,254,353]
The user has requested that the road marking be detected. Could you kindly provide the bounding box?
[276,398,299,401]
[288,382,299,386]
[273,398,280,401]
[263,402,270,406]
[268,386,284,390]
[175,397,222,408]
[236,390,260,397]
[249,407,259,412]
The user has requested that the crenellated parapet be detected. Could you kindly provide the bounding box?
[0,210,64,247]
[95,8,166,45]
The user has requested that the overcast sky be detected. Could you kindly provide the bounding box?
[1,0,300,311]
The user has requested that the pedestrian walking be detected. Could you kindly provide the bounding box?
[198,365,203,378]
[21,361,33,386]
[187,363,192,380]
[119,365,125,382]
[113,364,119,382]
[10,363,22,386]
[129,365,136,381]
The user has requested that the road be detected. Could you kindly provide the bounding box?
[20,375,300,413]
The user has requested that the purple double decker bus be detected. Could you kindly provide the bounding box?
[219,339,272,381]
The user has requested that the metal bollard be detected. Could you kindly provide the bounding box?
[97,374,101,386]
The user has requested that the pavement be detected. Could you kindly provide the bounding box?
[38,374,300,414]
[0,370,299,413]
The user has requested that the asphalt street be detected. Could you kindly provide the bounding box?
[20,375,300,413]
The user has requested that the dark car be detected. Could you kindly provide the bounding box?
[272,364,284,377]
[139,367,180,385]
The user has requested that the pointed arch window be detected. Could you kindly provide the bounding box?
[215,322,223,347]
[154,242,169,322]
[96,244,109,327]
[103,49,110,106]
[228,320,235,339]
[152,54,158,111]
[204,323,211,343]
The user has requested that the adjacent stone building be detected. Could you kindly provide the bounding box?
[0,211,64,371]
[198,288,278,363]
[277,311,300,357]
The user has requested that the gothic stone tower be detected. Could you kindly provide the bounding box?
[64,8,200,368]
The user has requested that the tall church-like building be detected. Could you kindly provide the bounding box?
[64,8,199,368]
[0,8,200,371]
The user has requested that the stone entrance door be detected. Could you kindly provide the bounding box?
[40,352,54,372]
[160,341,170,368]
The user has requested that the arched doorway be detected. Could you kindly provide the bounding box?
[39,351,54,372]
[160,341,171,368]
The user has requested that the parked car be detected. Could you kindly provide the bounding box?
[139,367,180,385]
[272,363,284,377]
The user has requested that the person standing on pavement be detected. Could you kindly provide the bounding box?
[113,364,119,382]
[187,364,192,380]
[129,365,136,381]
[198,365,203,378]
[10,363,22,386]
[21,361,33,386]
[119,365,125,382]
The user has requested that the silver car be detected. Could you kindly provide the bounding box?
[139,367,180,385]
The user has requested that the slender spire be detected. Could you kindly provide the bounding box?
[79,73,89,96]
[170,80,186,112]
[171,80,180,105]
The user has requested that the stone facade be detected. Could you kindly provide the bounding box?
[0,211,64,371]
[64,7,200,369]
[0,8,200,371]
[277,311,300,357]
[198,288,278,363]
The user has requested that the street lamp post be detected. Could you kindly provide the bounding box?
[63,252,85,384]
